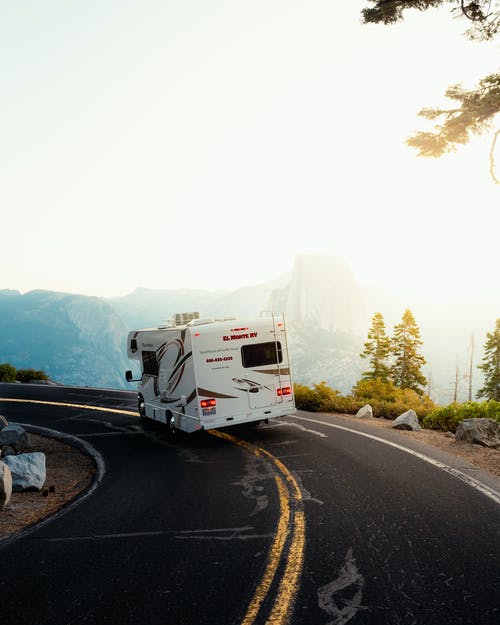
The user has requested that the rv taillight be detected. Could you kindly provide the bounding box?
[277,386,292,396]
[201,399,216,408]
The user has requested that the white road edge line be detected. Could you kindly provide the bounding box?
[289,414,500,506]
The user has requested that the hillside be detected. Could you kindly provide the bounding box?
[0,290,129,389]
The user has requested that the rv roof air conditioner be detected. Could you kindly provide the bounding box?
[174,312,200,326]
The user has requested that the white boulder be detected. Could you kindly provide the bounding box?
[3,452,46,491]
[392,409,421,431]
[355,404,373,418]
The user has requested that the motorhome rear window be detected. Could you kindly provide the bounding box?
[141,351,158,376]
[241,341,282,368]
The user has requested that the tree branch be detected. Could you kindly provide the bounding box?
[460,0,486,22]
[489,129,500,184]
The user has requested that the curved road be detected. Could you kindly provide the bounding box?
[0,384,499,625]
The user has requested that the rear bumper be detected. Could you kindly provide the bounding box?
[201,404,296,430]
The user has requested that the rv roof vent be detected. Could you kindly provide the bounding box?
[174,312,200,326]
[157,321,175,329]
[188,317,215,326]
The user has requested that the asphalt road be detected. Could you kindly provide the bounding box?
[0,383,499,625]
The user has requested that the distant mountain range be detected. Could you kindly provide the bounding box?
[0,289,129,389]
[1,254,498,404]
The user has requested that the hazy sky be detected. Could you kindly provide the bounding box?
[2,0,499,301]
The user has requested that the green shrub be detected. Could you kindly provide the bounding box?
[0,363,17,382]
[325,394,361,414]
[352,378,399,403]
[295,378,436,421]
[0,364,51,384]
[311,381,341,412]
[385,388,435,420]
[15,368,50,383]
[351,378,435,420]
[294,381,342,412]
[423,401,500,432]
[295,380,500,431]
[294,383,322,411]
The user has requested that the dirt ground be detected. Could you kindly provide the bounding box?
[0,433,95,538]
[0,416,498,540]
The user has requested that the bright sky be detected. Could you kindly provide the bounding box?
[1,0,499,302]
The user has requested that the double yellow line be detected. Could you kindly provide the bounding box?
[0,398,306,625]
[211,430,305,625]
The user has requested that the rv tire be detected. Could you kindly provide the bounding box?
[138,395,146,419]
[165,410,177,438]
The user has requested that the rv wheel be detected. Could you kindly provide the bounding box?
[166,411,177,438]
[138,395,146,419]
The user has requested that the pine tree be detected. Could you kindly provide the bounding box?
[360,1,500,181]
[360,312,391,381]
[477,318,500,401]
[390,309,427,394]
[361,1,499,41]
[406,75,500,184]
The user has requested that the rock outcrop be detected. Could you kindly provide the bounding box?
[0,424,31,453]
[269,254,368,335]
[455,418,500,448]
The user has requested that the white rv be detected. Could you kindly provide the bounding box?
[125,312,295,435]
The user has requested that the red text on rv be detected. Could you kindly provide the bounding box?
[223,332,258,341]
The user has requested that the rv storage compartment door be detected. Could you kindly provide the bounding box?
[240,341,283,409]
[247,385,277,409]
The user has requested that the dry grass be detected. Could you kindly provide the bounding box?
[0,433,95,538]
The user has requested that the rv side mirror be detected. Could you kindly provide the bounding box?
[125,370,133,382]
